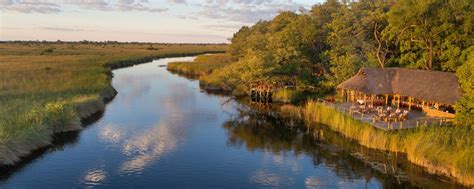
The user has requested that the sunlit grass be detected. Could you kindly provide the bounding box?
[167,53,234,76]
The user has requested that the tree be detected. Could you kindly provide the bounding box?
[455,46,474,127]
[359,0,396,68]
[309,0,343,73]
[326,1,373,85]
[385,0,473,71]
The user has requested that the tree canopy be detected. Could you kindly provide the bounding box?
[203,0,473,124]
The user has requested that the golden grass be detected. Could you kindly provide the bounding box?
[273,88,298,103]
[167,53,234,76]
[0,42,228,165]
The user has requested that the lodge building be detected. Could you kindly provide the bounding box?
[337,67,461,118]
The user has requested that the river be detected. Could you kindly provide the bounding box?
[0,56,461,188]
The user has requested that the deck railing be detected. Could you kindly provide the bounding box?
[316,98,454,130]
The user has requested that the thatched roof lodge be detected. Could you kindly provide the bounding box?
[337,67,461,118]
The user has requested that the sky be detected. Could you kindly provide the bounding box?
[0,0,323,43]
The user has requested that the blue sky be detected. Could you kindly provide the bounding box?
[0,0,322,43]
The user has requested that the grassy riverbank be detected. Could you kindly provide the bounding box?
[167,53,234,76]
[301,100,473,186]
[0,42,227,165]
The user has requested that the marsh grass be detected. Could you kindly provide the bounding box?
[0,42,227,165]
[303,100,474,186]
[273,88,298,103]
[167,53,234,76]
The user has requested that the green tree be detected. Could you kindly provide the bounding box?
[385,0,473,71]
[455,46,474,127]
[326,1,373,86]
[309,0,343,74]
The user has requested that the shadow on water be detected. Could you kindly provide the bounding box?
[222,104,467,189]
[0,111,105,181]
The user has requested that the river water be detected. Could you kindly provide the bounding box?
[0,56,461,188]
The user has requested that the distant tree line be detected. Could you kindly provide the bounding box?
[0,40,228,46]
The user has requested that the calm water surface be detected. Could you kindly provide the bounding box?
[0,57,460,188]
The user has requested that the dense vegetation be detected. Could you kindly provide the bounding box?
[0,42,227,165]
[201,0,473,125]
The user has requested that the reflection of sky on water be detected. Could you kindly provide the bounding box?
[99,124,125,145]
[250,170,294,187]
[119,120,184,173]
[0,56,432,188]
[83,169,107,187]
[101,57,196,174]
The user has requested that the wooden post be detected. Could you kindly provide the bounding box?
[372,94,375,106]
[385,94,388,106]
[397,95,400,109]
[408,97,412,110]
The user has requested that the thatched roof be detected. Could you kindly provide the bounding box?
[337,67,461,105]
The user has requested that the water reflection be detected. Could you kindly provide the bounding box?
[119,121,183,173]
[250,170,294,187]
[83,169,107,186]
[99,124,125,144]
[222,106,461,188]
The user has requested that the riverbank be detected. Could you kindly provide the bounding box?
[167,53,234,76]
[0,42,227,166]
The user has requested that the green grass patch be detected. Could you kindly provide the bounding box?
[167,53,234,76]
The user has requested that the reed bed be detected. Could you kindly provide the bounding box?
[302,100,474,186]
[0,42,227,165]
[167,53,234,76]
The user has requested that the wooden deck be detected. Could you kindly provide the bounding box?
[250,83,275,103]
[317,99,454,131]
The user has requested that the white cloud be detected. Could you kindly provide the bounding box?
[0,0,168,13]
[0,0,61,13]
[168,0,186,4]
[198,1,304,24]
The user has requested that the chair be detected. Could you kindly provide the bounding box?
[375,107,382,115]
[395,109,401,114]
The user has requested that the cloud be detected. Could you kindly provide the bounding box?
[199,0,305,24]
[64,0,168,12]
[205,23,246,32]
[0,0,61,13]
[168,0,186,4]
[37,26,95,32]
[0,0,167,13]
[205,0,275,5]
